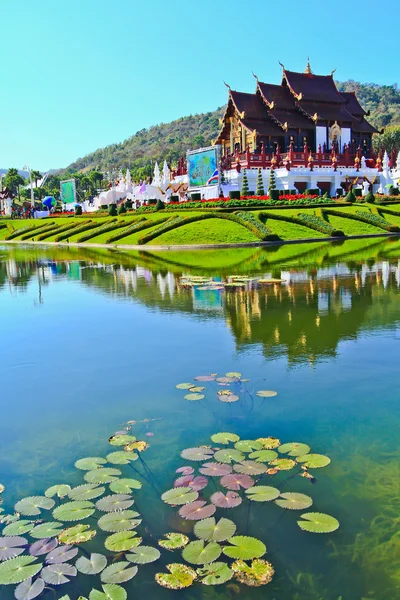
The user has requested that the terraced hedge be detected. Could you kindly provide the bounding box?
[75,218,128,242]
[36,220,87,241]
[55,221,99,242]
[5,223,45,240]
[105,217,170,244]
[234,212,278,240]
[323,209,399,232]
[259,211,344,237]
[19,221,56,240]
[138,216,184,244]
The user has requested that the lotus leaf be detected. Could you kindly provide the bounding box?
[0,536,27,561]
[14,497,55,517]
[278,442,310,457]
[106,452,138,465]
[197,562,233,585]
[194,517,236,542]
[210,492,242,509]
[29,522,63,539]
[0,514,20,525]
[76,553,107,575]
[179,501,216,520]
[297,512,339,533]
[155,563,197,589]
[194,375,215,382]
[182,540,221,565]
[84,468,121,484]
[188,386,205,393]
[184,393,205,401]
[124,441,148,453]
[104,531,142,552]
[108,435,136,446]
[217,393,239,403]
[215,377,235,384]
[232,558,274,586]
[109,479,142,494]
[46,545,78,564]
[234,461,267,475]
[14,577,45,600]
[158,533,189,550]
[126,546,161,564]
[176,466,194,475]
[225,372,241,378]
[29,538,58,556]
[68,484,106,501]
[58,524,96,545]
[220,474,254,490]
[199,462,232,476]
[234,440,262,453]
[174,475,208,491]
[96,494,134,512]
[249,450,278,462]
[89,584,127,600]
[275,492,313,510]
[210,433,240,445]
[162,487,199,506]
[180,447,214,462]
[45,485,71,499]
[2,521,34,536]
[75,457,107,471]
[256,390,278,398]
[0,556,42,585]
[296,454,331,468]
[223,536,266,560]
[100,561,138,584]
[256,437,280,449]
[245,486,280,502]
[97,510,141,533]
[269,458,296,471]
[175,383,195,389]
[41,563,77,585]
[213,449,244,464]
[53,501,95,522]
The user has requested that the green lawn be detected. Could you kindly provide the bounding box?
[153,218,259,245]
[263,218,326,240]
[326,215,383,235]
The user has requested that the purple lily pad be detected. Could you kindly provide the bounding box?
[46,544,78,564]
[199,462,232,477]
[178,501,216,520]
[210,491,242,509]
[41,563,77,585]
[216,377,236,384]
[176,466,195,476]
[0,536,27,561]
[14,577,45,600]
[174,475,208,491]
[217,393,239,403]
[194,375,215,382]
[29,538,58,556]
[220,474,255,490]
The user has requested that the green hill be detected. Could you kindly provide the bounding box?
[64,80,400,178]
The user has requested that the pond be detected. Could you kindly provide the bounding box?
[0,238,400,600]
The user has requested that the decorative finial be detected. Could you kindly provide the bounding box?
[252,71,259,82]
[278,60,285,70]
[304,58,312,75]
[223,81,231,90]
[331,68,337,77]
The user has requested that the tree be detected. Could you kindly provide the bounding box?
[256,168,264,196]
[89,170,104,190]
[4,168,25,197]
[268,169,276,194]
[373,126,400,155]
[30,170,42,187]
[241,169,249,197]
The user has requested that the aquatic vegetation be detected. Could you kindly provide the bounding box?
[232,559,274,586]
[297,513,340,533]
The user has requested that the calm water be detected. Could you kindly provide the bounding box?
[1,239,400,600]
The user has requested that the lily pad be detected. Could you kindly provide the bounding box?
[182,540,221,565]
[249,450,278,462]
[0,536,27,561]
[104,531,142,552]
[210,492,242,509]
[68,484,106,501]
[106,452,138,465]
[45,485,71,499]
[180,447,214,462]
[256,437,281,449]
[245,486,280,502]
[176,466,194,475]
[0,556,42,585]
[234,440,262,453]
[53,501,95,522]
[174,475,208,491]
[296,454,331,468]
[100,561,138,584]
[2,521,34,536]
[210,432,240,445]
[97,510,141,533]
[14,497,54,517]
[108,435,135,447]
[275,492,313,510]
[74,457,107,471]
[46,545,78,564]
[76,553,107,575]
[256,390,278,398]
[197,562,233,585]
[184,393,205,401]
[214,449,244,464]
[175,383,195,389]
[29,538,58,556]
[269,458,296,471]
[232,558,274,586]
[89,584,127,600]
[58,524,96,545]
[278,442,310,457]
[194,517,236,542]
[109,479,142,494]
[126,546,160,564]
[297,512,339,533]
[155,563,197,589]
[234,461,267,476]
[14,577,45,600]
[124,441,148,453]
[96,494,134,512]
[158,533,189,550]
[220,474,254,490]
[225,372,242,378]
[215,377,235,384]
[217,393,239,403]
[194,375,215,382]
[223,536,266,560]
[84,468,121,485]
[179,501,216,520]
[199,462,232,477]
[41,563,77,585]
[162,487,199,506]
[29,522,63,539]
[189,386,206,393]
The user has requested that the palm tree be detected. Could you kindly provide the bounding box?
[30,170,42,187]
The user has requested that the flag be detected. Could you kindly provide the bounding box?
[206,169,219,185]
[138,182,146,193]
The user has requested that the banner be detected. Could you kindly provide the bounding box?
[187,147,219,188]
[60,179,76,204]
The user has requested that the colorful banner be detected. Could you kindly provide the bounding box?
[60,179,76,204]
[187,147,218,188]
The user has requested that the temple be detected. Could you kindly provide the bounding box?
[216,61,379,164]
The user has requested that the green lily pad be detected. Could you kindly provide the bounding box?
[89,584,127,600]
[257,437,281,449]
[234,440,263,453]
[100,561,138,584]
[223,536,266,560]
[233,461,266,475]
[155,563,197,589]
[84,468,121,484]
[75,457,107,471]
[256,390,278,398]
[45,485,71,499]
[275,492,313,510]
[184,393,205,401]
[210,433,240,445]
[58,524,96,544]
[182,540,221,565]
[69,484,106,501]
[161,487,199,506]
[232,558,274,586]
[106,452,138,465]
[158,533,189,550]
[108,435,136,447]
[76,553,107,575]
[213,449,245,464]
[126,546,161,564]
[245,486,280,502]
[53,501,95,522]
[176,383,195,389]
[269,458,296,471]
[225,372,242,378]
[2,520,34,536]
[97,510,141,533]
[96,494,134,512]
[278,442,310,457]
[297,512,339,533]
[194,517,236,542]
[197,562,233,585]
[296,454,331,468]
[29,522,63,539]
[14,497,54,517]
[248,450,278,463]
[109,479,142,494]
[0,556,42,585]
[104,531,142,552]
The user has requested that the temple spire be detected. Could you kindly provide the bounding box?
[304,58,313,75]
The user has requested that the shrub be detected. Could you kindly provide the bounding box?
[108,204,117,216]
[75,205,82,215]
[306,188,320,196]
[353,188,362,197]
[118,204,127,215]
[259,211,344,237]
[190,193,201,201]
[170,195,179,203]
[229,191,241,200]
[155,199,165,211]
[235,211,279,241]
[5,223,42,240]
[256,168,264,196]
[138,216,184,244]
[336,188,343,197]
[365,191,375,203]
[268,169,276,195]
[19,221,56,240]
[125,199,133,209]
[55,221,99,242]
[76,218,135,243]
[106,216,170,244]
[345,190,356,203]
[269,190,279,200]
[388,187,399,196]
[36,220,84,241]
[241,170,249,196]
[323,208,399,232]
[148,198,157,205]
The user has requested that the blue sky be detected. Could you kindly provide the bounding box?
[2,0,398,171]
